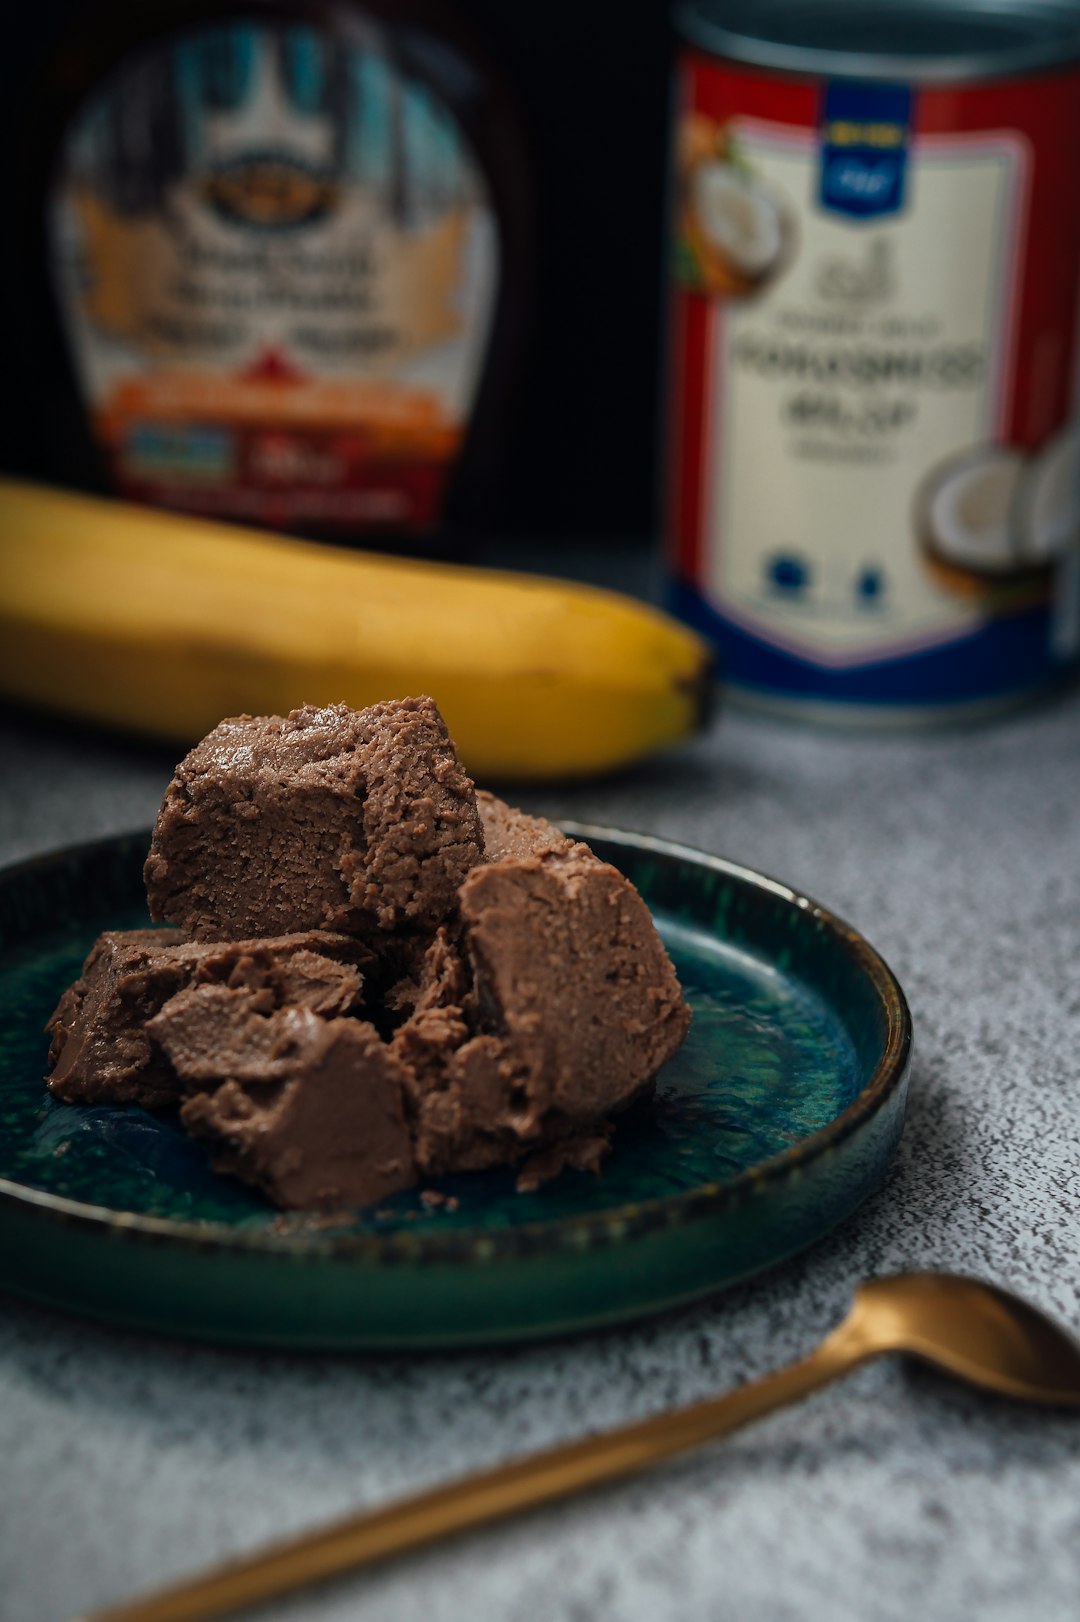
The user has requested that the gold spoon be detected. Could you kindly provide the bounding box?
[80,1272,1080,1622]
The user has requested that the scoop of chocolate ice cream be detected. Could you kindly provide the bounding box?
[144,698,484,942]
[46,929,367,1108]
[392,796,691,1175]
[46,714,692,1214]
[178,1014,416,1211]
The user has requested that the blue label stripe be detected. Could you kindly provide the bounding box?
[819,81,913,220]
[669,579,1066,707]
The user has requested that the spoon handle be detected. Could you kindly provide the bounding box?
[79,1324,871,1622]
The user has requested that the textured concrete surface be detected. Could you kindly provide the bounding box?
[2,684,1080,1622]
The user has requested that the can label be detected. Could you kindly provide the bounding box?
[49,20,498,532]
[669,53,1080,711]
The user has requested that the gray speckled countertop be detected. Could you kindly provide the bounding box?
[2,677,1080,1622]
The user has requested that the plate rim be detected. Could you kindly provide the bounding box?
[0,823,912,1265]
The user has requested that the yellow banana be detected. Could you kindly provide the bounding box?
[0,480,714,780]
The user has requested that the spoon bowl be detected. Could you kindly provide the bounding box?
[844,1272,1080,1406]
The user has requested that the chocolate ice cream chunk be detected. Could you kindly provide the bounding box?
[144,698,483,943]
[148,984,326,1084]
[213,939,369,1017]
[179,1014,416,1211]
[475,790,576,864]
[515,1131,612,1193]
[392,798,691,1175]
[46,929,366,1109]
[47,928,193,1109]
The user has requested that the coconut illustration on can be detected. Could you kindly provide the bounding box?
[678,114,791,299]
[916,446,1035,603]
[918,433,1080,606]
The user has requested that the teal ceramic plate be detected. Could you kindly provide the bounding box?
[0,826,911,1349]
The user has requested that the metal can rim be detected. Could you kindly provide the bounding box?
[676,0,1080,83]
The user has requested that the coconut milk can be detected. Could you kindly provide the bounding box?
[667,0,1080,720]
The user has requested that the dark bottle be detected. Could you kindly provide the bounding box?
[16,0,531,546]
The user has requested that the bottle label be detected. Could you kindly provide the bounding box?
[50,19,498,532]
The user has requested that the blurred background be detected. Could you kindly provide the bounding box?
[0,0,673,552]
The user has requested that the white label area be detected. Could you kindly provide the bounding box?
[704,124,1024,665]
